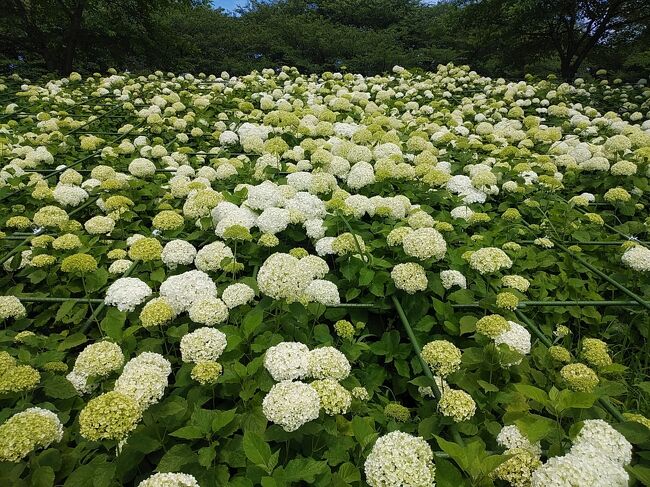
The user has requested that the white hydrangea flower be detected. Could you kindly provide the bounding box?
[161,240,197,269]
[621,245,650,272]
[159,270,217,313]
[104,277,152,312]
[137,472,200,487]
[264,342,311,381]
[440,270,467,290]
[180,327,227,363]
[262,380,321,432]
[308,347,350,380]
[364,432,435,487]
[221,283,255,309]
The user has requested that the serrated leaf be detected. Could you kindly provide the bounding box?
[283,458,328,482]
[43,375,78,399]
[156,444,196,472]
[212,408,238,432]
[170,426,204,440]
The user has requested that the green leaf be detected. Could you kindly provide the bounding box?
[514,384,549,407]
[434,457,467,487]
[55,300,77,323]
[283,458,328,482]
[243,431,274,473]
[31,467,55,487]
[515,414,556,442]
[57,332,87,351]
[198,446,217,468]
[212,408,238,432]
[352,416,376,449]
[100,307,127,341]
[336,463,360,483]
[170,426,204,440]
[156,444,196,472]
[435,436,468,473]
[43,375,78,399]
[243,306,264,338]
[627,465,650,485]
[358,268,375,286]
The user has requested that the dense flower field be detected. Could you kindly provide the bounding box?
[0,64,649,487]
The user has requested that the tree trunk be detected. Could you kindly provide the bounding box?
[61,0,85,75]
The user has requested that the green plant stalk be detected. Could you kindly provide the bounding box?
[518,240,650,246]
[392,295,465,446]
[553,240,650,311]
[338,212,370,264]
[79,262,138,334]
[17,296,104,303]
[512,305,625,422]
[451,300,643,308]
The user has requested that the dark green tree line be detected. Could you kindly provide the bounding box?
[1,0,649,80]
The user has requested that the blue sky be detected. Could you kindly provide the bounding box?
[212,0,247,11]
[212,0,439,12]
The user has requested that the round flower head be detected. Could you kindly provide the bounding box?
[139,297,175,328]
[194,241,234,272]
[364,432,435,487]
[0,408,63,462]
[104,277,152,312]
[0,365,40,393]
[580,338,612,368]
[492,448,542,487]
[621,245,650,272]
[191,361,223,385]
[159,270,217,314]
[384,403,410,422]
[440,270,466,290]
[128,157,156,177]
[84,215,115,235]
[311,378,352,415]
[331,233,366,256]
[308,347,351,380]
[53,234,82,250]
[501,275,530,292]
[560,363,599,392]
[0,296,26,320]
[71,341,124,380]
[257,253,312,302]
[497,424,542,456]
[180,327,227,363]
[421,340,462,377]
[79,391,142,441]
[494,321,531,363]
[152,210,184,231]
[391,262,428,293]
[262,380,321,432]
[188,297,229,326]
[137,473,200,487]
[33,205,68,228]
[387,227,413,246]
[221,283,255,309]
[548,345,572,363]
[114,352,171,411]
[469,247,513,274]
[402,227,446,261]
[570,419,632,466]
[264,342,310,381]
[304,279,340,305]
[476,314,510,339]
[61,253,98,274]
[161,239,197,269]
[128,237,163,262]
[438,389,476,422]
[531,452,628,487]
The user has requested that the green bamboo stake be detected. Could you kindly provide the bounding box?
[552,239,650,311]
[518,240,650,246]
[17,296,104,303]
[392,295,466,445]
[511,304,626,422]
[451,300,643,308]
[79,262,137,334]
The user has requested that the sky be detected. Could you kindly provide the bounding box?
[211,0,439,13]
[212,0,247,12]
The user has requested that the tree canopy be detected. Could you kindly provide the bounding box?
[1,0,649,80]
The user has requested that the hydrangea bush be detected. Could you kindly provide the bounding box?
[0,64,648,486]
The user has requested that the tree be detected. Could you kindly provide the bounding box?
[459,0,650,80]
[1,0,192,75]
